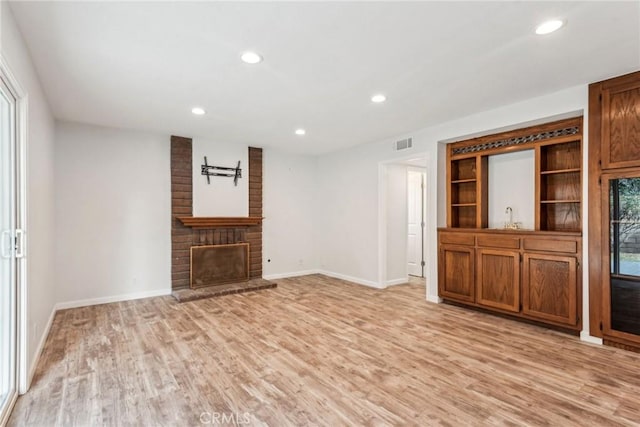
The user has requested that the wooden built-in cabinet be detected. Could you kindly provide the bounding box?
[448,156,488,228]
[440,117,583,332]
[476,248,520,313]
[438,229,582,330]
[439,244,475,302]
[589,70,640,351]
[522,253,577,326]
[536,140,582,231]
[599,76,640,170]
[446,117,582,232]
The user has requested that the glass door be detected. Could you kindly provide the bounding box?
[0,76,17,424]
[603,173,640,339]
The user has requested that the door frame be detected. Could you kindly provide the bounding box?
[378,152,430,291]
[0,54,28,406]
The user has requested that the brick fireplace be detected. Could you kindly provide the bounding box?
[170,136,263,291]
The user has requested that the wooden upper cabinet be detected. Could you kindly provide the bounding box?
[601,78,640,169]
[476,248,520,312]
[589,71,640,341]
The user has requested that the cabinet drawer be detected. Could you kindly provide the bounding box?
[477,235,520,249]
[523,238,577,254]
[440,232,475,246]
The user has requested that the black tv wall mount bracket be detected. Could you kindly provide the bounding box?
[201,156,242,186]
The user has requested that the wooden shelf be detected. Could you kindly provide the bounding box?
[538,139,582,231]
[540,168,581,175]
[446,118,582,232]
[177,216,263,229]
[448,156,487,228]
[540,200,581,204]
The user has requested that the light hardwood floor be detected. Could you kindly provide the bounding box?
[8,274,640,426]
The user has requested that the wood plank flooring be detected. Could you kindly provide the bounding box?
[8,274,640,426]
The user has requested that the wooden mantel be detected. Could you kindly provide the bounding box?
[176,216,263,229]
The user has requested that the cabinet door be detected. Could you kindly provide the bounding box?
[601,80,640,169]
[522,253,578,325]
[439,245,474,302]
[476,249,520,312]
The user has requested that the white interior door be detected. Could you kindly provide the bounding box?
[0,76,18,425]
[407,170,425,277]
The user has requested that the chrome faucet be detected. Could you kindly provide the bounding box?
[504,206,521,229]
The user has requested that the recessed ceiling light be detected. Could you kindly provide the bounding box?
[535,19,564,35]
[295,129,306,136]
[371,94,386,103]
[191,107,205,115]
[241,51,263,64]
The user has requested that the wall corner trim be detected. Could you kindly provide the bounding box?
[22,305,56,394]
[580,331,603,345]
[316,270,385,289]
[426,295,442,304]
[386,277,409,286]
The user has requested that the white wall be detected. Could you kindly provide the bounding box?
[316,148,383,287]
[192,139,248,217]
[316,85,593,336]
[262,148,317,278]
[54,125,319,292]
[54,122,171,305]
[488,150,535,230]
[385,164,408,283]
[1,3,57,388]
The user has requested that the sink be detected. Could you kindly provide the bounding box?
[504,222,523,230]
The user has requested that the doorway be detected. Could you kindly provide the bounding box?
[380,156,428,288]
[0,72,19,424]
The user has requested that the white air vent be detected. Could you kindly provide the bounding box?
[393,137,413,151]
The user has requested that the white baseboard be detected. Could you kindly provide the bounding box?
[55,288,171,311]
[263,270,320,280]
[266,269,388,290]
[24,305,56,393]
[426,294,442,304]
[386,277,409,286]
[580,331,603,345]
[0,391,17,426]
[317,270,384,289]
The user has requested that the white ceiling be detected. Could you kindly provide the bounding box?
[8,1,640,155]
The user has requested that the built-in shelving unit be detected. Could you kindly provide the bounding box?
[440,117,583,333]
[536,140,582,231]
[448,156,487,228]
[445,117,582,232]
